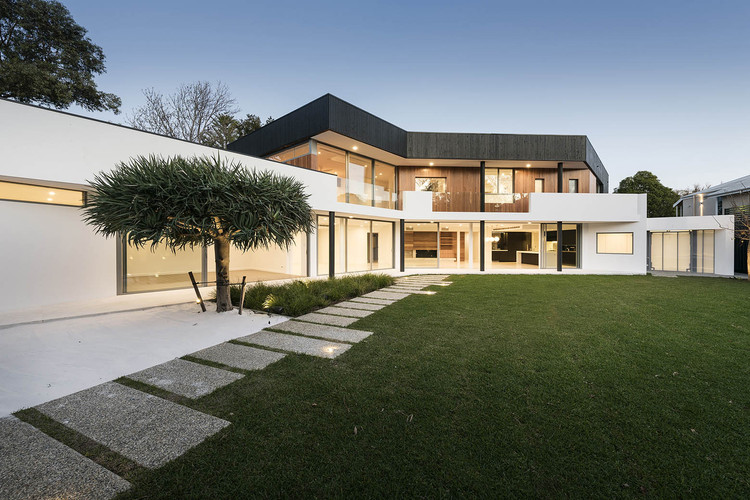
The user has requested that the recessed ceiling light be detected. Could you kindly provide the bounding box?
[46,197,53,201]
[526,164,531,168]
[352,146,358,150]
[429,162,434,166]
[48,191,56,195]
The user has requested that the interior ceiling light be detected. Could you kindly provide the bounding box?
[526,164,531,168]
[48,191,55,195]
[429,162,434,166]
[352,146,358,150]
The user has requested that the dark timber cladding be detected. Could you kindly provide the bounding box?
[227,94,609,191]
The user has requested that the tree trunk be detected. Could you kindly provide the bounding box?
[214,236,232,312]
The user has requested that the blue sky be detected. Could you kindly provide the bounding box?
[63,0,750,190]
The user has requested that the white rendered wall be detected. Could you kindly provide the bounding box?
[0,100,338,211]
[0,200,116,312]
[580,222,647,274]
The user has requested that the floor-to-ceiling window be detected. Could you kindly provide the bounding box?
[317,215,395,276]
[541,224,580,269]
[122,234,307,293]
[650,230,714,273]
[485,223,541,269]
[374,161,397,209]
[317,145,347,202]
[348,154,373,206]
[404,222,438,268]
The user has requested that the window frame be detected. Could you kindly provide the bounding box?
[596,232,634,255]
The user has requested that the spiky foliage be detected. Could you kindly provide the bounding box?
[83,154,314,311]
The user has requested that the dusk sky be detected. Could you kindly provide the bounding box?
[63,0,749,191]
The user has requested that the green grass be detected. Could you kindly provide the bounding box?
[110,274,748,498]
[228,273,394,316]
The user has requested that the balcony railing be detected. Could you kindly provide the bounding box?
[429,192,530,212]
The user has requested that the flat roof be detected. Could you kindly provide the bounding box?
[228,94,609,190]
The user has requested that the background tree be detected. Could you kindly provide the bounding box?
[202,114,239,149]
[127,81,239,143]
[614,170,679,217]
[236,113,274,137]
[0,0,121,112]
[675,183,712,197]
[83,155,314,312]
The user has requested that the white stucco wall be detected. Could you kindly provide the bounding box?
[0,200,116,312]
[580,222,647,274]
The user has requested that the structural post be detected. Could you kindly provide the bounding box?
[557,162,564,193]
[399,219,405,272]
[480,220,485,272]
[556,221,563,272]
[328,211,335,278]
[479,161,486,212]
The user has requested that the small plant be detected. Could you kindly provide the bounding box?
[229,274,395,317]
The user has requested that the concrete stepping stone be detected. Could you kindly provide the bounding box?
[295,312,358,327]
[267,320,372,343]
[237,331,351,359]
[335,301,385,311]
[127,358,243,399]
[382,288,436,295]
[0,416,131,500]
[316,306,374,318]
[35,382,230,469]
[190,343,285,372]
[350,297,396,305]
[363,291,409,300]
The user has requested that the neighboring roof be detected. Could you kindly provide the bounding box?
[227,94,609,191]
[674,174,750,206]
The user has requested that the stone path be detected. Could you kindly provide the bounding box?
[128,358,244,399]
[0,416,131,500]
[190,342,286,371]
[3,274,452,498]
[35,382,230,469]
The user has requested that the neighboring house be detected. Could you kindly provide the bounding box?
[674,175,750,273]
[0,95,735,314]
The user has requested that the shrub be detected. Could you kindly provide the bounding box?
[229,273,394,317]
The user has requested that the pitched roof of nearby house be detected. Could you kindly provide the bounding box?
[675,174,750,206]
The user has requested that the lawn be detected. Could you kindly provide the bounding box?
[118,275,749,497]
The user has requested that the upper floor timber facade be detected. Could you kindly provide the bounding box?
[228,94,608,213]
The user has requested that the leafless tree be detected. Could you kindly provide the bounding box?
[675,183,712,196]
[127,81,239,143]
[721,184,750,279]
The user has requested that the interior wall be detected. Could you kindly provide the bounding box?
[0,201,116,312]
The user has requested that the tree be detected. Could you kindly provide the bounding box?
[0,0,121,112]
[675,183,712,197]
[82,154,314,312]
[202,114,239,149]
[614,171,679,218]
[127,81,239,143]
[236,113,274,137]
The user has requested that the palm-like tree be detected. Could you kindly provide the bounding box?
[83,154,314,311]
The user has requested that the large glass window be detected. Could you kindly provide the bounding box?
[596,233,633,254]
[317,215,394,275]
[347,154,373,206]
[317,145,347,202]
[123,241,203,293]
[266,142,313,170]
[404,222,439,268]
[541,224,579,269]
[208,235,307,285]
[485,169,513,203]
[568,179,579,193]
[374,161,397,209]
[0,180,85,206]
[485,223,540,269]
[650,230,714,274]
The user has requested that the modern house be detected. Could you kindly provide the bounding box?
[674,175,750,273]
[0,95,735,314]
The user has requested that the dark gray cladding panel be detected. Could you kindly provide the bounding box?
[228,95,331,157]
[407,132,588,162]
[328,96,407,157]
[585,137,609,192]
